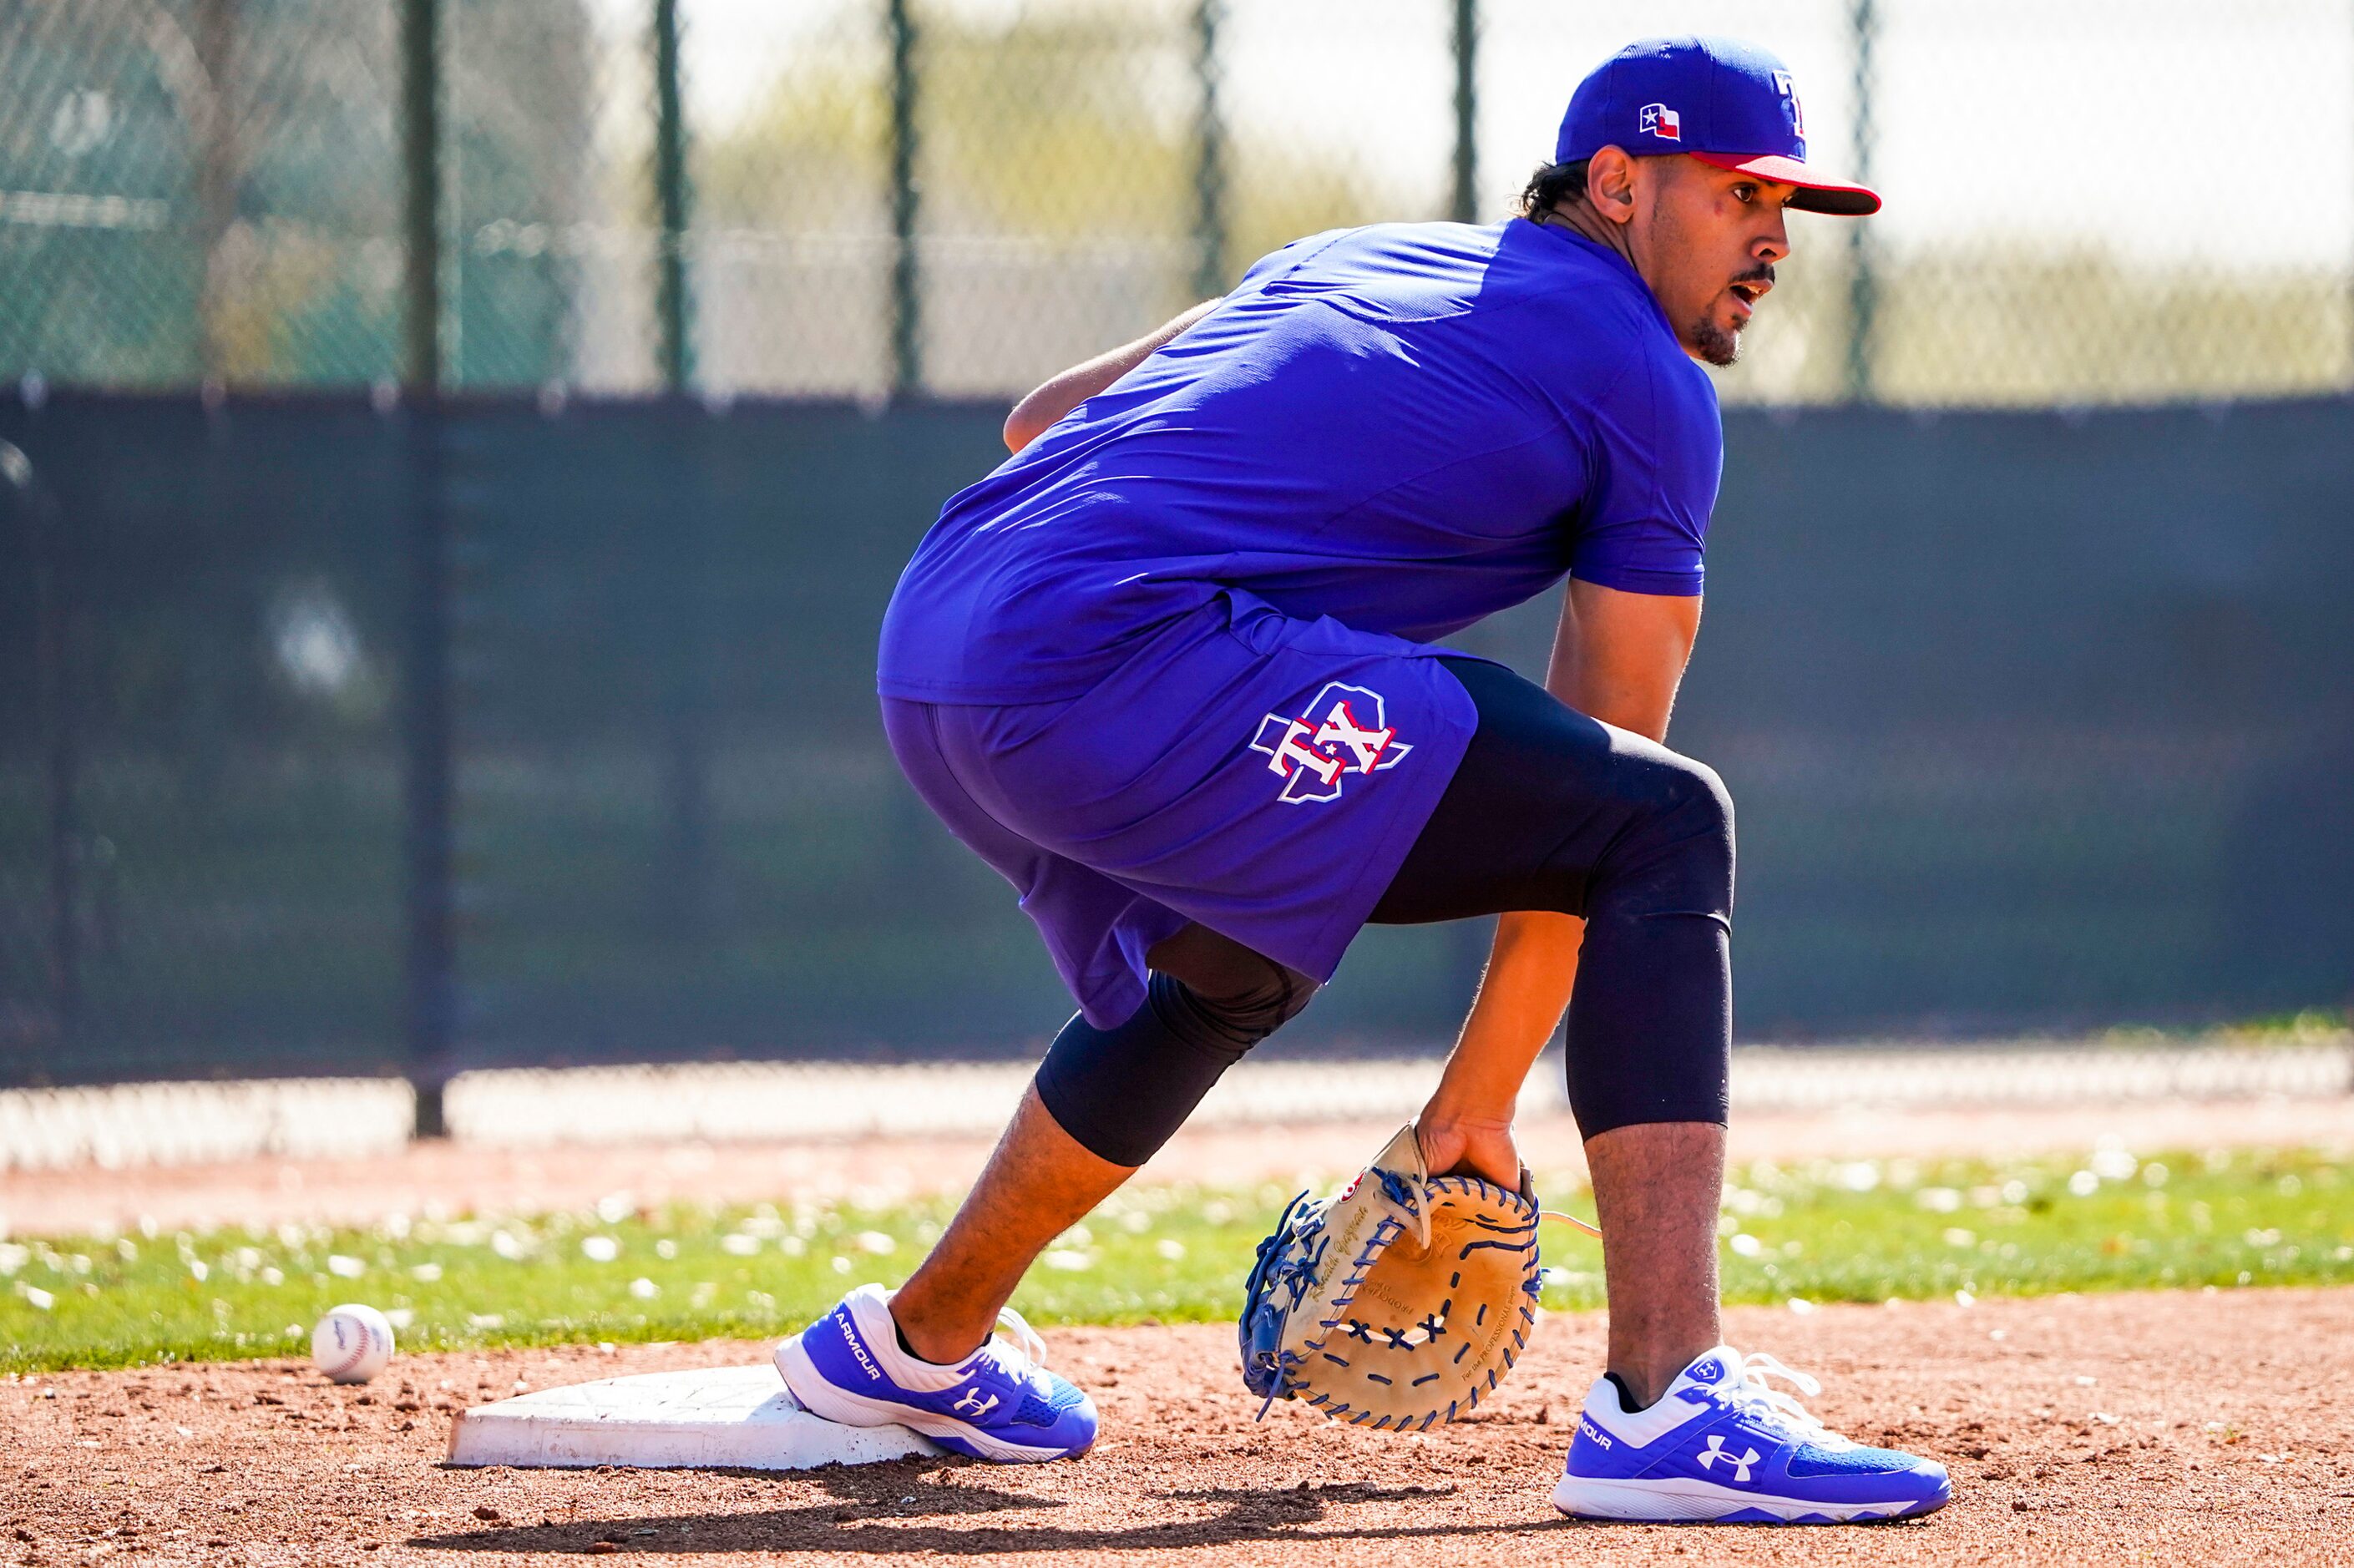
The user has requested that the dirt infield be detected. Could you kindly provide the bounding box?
[8,1287,2348,1566]
[11,1094,2351,1236]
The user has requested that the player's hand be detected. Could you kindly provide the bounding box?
[1414,1110,1522,1191]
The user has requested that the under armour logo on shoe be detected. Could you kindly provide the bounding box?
[1697,1434,1762,1483]
[952,1389,1001,1419]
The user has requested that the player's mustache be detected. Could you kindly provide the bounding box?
[1731,265,1776,291]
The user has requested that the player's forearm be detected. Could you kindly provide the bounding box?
[1003,299,1222,452]
[1426,584,1701,1126]
[1425,911,1583,1124]
[1547,581,1697,746]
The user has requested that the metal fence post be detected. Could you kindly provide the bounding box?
[887,0,922,396]
[651,1,711,937]
[1844,0,1878,402]
[402,1,441,398]
[193,0,239,383]
[1191,0,1228,298]
[2,443,77,1059]
[659,408,716,942]
[401,0,454,1139]
[36,476,78,1055]
[652,0,694,393]
[1450,0,1479,224]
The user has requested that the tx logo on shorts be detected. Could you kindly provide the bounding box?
[1249,682,1411,804]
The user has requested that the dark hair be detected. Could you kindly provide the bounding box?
[1516,159,1591,218]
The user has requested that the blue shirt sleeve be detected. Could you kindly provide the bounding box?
[1567,353,1723,598]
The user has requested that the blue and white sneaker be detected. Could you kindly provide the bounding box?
[775,1284,1098,1463]
[1552,1345,1952,1524]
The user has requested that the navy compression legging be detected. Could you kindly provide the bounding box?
[1033,656,1734,1166]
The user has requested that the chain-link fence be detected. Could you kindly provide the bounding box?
[3,2,2353,1105]
[4,0,2351,407]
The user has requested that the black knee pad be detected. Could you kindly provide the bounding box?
[1659,751,1734,843]
[1658,752,1734,888]
[1034,963,1319,1166]
[1589,746,1734,910]
[1568,749,1734,1138]
[1162,962,1319,1048]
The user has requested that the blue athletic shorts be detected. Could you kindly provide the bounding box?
[881,589,1481,1028]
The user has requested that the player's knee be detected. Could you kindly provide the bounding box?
[1155,965,1318,1054]
[1586,746,1734,915]
[1143,928,1318,1053]
[1655,751,1734,898]
[1033,963,1317,1168]
[1660,751,1734,850]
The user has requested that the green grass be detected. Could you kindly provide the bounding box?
[3,1146,2348,1375]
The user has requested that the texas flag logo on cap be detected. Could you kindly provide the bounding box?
[1638,102,1681,141]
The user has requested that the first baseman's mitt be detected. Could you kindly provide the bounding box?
[1238,1123,1541,1432]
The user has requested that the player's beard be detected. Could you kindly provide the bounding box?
[1690,312,1743,367]
[1691,265,1774,367]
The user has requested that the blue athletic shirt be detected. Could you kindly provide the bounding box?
[878,217,1724,704]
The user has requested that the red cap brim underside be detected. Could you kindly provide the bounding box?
[1691,151,1881,216]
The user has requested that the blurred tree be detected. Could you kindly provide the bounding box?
[0,0,2343,404]
[0,0,600,391]
[691,0,1422,394]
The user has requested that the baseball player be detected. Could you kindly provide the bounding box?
[780,37,1951,1524]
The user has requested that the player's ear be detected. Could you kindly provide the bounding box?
[1584,147,1639,225]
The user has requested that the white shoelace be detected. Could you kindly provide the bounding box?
[1719,1352,1856,1451]
[979,1305,1051,1378]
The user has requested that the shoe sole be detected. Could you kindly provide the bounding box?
[773,1335,1088,1465]
[1552,1474,1950,1525]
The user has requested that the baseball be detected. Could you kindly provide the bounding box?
[311,1303,396,1383]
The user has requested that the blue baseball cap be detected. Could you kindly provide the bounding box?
[1556,36,1880,216]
